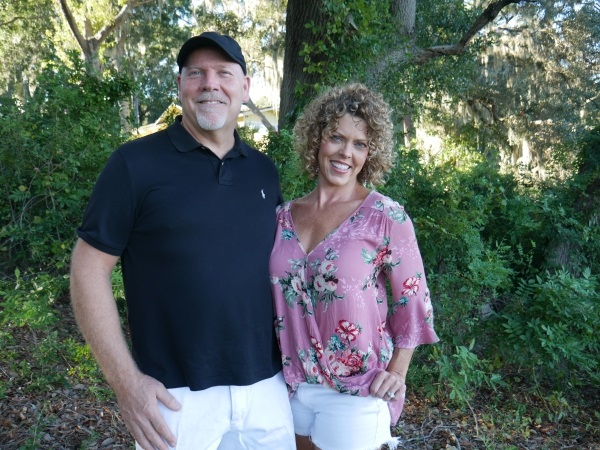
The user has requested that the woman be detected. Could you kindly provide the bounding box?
[270,83,439,450]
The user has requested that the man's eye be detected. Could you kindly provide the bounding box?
[331,135,342,142]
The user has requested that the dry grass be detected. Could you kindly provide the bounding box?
[1,301,598,449]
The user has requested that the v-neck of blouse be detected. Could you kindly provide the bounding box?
[288,191,374,256]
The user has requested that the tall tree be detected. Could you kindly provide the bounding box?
[54,0,197,125]
[413,0,600,175]
[112,0,194,124]
[279,0,526,129]
[2,0,286,128]
[0,0,60,101]
[193,0,287,130]
[475,0,599,171]
[56,0,137,73]
[278,1,327,127]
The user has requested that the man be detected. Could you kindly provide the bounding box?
[70,32,295,450]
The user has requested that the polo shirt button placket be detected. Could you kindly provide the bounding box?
[218,159,233,185]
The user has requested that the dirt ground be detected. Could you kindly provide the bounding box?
[2,378,599,449]
[1,302,598,449]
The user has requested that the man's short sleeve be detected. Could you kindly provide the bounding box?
[77,149,135,256]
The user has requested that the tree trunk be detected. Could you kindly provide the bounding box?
[246,98,276,132]
[278,0,327,129]
[393,0,417,145]
[56,0,135,75]
[391,0,416,37]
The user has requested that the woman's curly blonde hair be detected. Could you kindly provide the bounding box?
[293,83,396,187]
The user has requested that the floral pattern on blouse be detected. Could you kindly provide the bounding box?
[269,191,439,424]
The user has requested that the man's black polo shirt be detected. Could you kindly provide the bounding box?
[77,117,283,390]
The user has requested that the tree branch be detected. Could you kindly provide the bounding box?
[370,0,527,80]
[90,0,154,48]
[0,16,36,27]
[456,0,523,49]
[56,0,150,59]
[245,98,276,132]
[56,0,89,55]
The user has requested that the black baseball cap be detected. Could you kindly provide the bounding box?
[177,31,247,75]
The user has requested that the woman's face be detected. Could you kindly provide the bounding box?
[317,113,369,189]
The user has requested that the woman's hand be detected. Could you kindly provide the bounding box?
[369,347,415,401]
[369,369,406,402]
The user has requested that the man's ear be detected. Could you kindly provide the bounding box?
[242,76,251,103]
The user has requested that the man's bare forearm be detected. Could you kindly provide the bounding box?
[70,239,180,449]
[70,239,140,390]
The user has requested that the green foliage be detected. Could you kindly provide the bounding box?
[236,124,262,148]
[382,146,517,348]
[381,129,599,402]
[0,269,63,329]
[483,127,600,276]
[435,339,506,405]
[297,0,398,108]
[0,268,98,393]
[0,52,132,274]
[0,329,71,393]
[28,331,72,390]
[0,0,60,101]
[0,57,128,438]
[415,0,480,46]
[494,269,599,386]
[123,1,195,124]
[64,337,105,385]
[260,129,313,200]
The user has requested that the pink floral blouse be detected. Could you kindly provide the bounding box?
[269,191,439,424]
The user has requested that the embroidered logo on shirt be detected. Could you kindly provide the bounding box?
[261,189,265,199]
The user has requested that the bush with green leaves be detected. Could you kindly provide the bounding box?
[435,339,506,405]
[260,128,312,200]
[380,131,599,402]
[381,146,518,353]
[0,51,133,276]
[492,268,599,386]
[0,269,63,329]
[0,54,133,401]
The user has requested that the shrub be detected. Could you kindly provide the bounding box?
[382,148,517,349]
[0,269,63,329]
[435,339,506,404]
[0,53,133,401]
[0,52,132,275]
[493,268,599,386]
[260,129,312,201]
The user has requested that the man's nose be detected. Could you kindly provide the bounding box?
[200,71,219,90]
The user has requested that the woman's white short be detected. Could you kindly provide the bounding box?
[291,382,401,450]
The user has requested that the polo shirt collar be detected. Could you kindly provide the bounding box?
[168,115,248,158]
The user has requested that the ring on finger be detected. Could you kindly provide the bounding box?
[385,391,395,399]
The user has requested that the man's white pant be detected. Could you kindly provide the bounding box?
[136,372,295,450]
